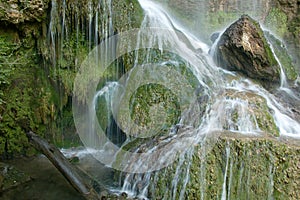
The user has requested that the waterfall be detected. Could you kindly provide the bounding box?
[47,0,116,137]
[69,0,300,199]
[47,0,114,71]
[133,0,300,137]
[102,0,300,198]
[267,164,275,199]
[264,30,300,99]
[221,144,230,200]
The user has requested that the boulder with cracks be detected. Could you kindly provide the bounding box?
[213,15,281,82]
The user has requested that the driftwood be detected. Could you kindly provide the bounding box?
[26,131,101,200]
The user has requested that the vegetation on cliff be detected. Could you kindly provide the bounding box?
[0,0,143,157]
[0,0,299,199]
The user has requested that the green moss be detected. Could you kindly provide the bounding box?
[0,61,57,156]
[264,31,298,81]
[265,8,288,39]
[148,136,300,199]
[264,41,278,69]
[129,83,180,129]
[253,102,279,137]
[113,0,143,33]
[0,33,29,155]
[222,89,279,137]
[0,24,59,156]
[0,0,145,156]
[248,16,278,69]
[94,48,199,138]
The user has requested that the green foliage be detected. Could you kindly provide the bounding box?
[0,30,56,156]
[0,33,26,156]
[0,66,53,156]
[0,35,18,104]
[53,32,89,95]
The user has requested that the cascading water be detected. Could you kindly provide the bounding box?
[47,0,116,139]
[90,0,300,199]
[221,144,230,200]
[47,0,114,71]
[68,0,300,199]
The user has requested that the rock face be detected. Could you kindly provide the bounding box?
[149,135,300,199]
[0,0,144,157]
[213,15,280,82]
[0,0,49,24]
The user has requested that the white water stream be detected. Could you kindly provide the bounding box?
[47,0,300,199]
[110,0,300,198]
[135,0,300,137]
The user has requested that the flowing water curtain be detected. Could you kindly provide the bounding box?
[70,0,300,199]
[112,0,221,197]
[111,0,300,199]
[47,0,114,78]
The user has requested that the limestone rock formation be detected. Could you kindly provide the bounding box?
[0,0,49,24]
[149,135,300,199]
[213,15,281,82]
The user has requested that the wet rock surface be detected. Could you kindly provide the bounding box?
[264,31,298,81]
[221,89,279,136]
[0,162,31,192]
[213,15,281,82]
[149,134,300,199]
[0,156,84,200]
[0,0,49,24]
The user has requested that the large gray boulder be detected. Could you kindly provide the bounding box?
[213,15,281,82]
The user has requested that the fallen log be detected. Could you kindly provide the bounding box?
[26,131,101,200]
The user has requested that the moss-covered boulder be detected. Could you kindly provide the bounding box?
[213,15,280,82]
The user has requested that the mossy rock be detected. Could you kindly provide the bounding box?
[95,49,200,145]
[221,89,279,137]
[264,31,298,81]
[265,7,288,39]
[0,25,54,156]
[147,134,300,199]
[113,0,143,33]
[0,0,145,156]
